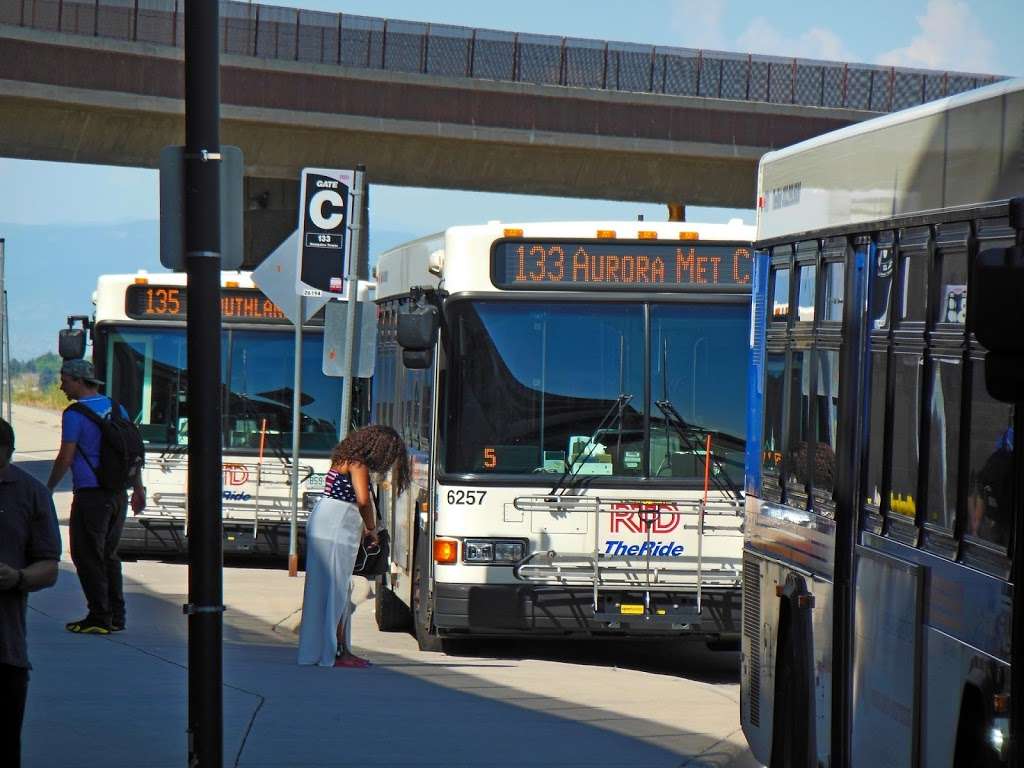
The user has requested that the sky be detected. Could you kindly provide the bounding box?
[1,0,1021,359]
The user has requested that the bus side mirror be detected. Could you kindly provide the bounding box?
[397,304,439,351]
[971,245,1024,403]
[58,328,87,360]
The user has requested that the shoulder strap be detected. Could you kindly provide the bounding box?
[69,401,105,427]
[66,403,102,477]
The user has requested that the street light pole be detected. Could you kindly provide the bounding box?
[184,1,223,766]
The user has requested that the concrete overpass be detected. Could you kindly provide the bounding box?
[0,0,1001,264]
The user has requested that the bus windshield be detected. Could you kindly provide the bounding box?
[99,325,343,456]
[444,300,748,483]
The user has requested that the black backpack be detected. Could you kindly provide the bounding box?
[69,400,145,491]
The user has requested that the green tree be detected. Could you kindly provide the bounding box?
[35,352,63,390]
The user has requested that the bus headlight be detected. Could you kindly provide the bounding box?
[463,539,525,564]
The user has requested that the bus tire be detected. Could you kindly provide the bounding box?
[412,535,445,653]
[374,577,412,632]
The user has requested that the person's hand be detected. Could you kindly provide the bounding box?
[364,528,380,547]
[131,487,146,515]
[0,563,20,591]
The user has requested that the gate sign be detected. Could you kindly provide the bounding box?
[296,167,354,298]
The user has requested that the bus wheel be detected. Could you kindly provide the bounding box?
[375,576,412,632]
[412,539,445,653]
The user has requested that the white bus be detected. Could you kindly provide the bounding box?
[72,270,370,558]
[741,79,1023,766]
[371,218,755,651]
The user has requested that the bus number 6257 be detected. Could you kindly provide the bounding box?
[447,490,487,505]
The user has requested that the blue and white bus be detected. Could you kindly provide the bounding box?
[741,79,1023,766]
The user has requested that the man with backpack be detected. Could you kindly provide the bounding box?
[46,359,145,635]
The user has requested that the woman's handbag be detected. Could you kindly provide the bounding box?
[353,528,390,576]
[353,484,390,577]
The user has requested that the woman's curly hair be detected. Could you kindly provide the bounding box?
[331,425,411,495]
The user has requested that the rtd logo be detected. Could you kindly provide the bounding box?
[223,464,250,487]
[608,502,681,533]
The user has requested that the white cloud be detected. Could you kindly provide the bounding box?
[669,0,728,50]
[877,0,994,73]
[735,17,853,61]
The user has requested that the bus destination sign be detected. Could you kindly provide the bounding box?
[125,285,289,323]
[492,240,753,290]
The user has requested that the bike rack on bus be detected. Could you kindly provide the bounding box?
[142,457,318,535]
[510,495,743,627]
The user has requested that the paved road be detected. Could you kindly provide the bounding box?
[12,403,759,767]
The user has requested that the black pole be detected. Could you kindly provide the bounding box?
[1013,397,1023,765]
[1010,203,1024,768]
[184,2,223,767]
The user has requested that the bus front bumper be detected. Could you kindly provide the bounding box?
[118,517,305,558]
[433,583,741,640]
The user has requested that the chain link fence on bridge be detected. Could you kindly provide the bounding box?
[2,0,1003,113]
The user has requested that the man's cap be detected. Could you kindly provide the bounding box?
[61,358,104,386]
[0,417,13,448]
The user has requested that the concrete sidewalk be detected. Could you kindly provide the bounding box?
[22,553,757,768]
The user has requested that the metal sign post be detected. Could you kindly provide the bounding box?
[183,1,224,765]
[283,165,353,575]
[288,296,304,578]
[338,165,366,440]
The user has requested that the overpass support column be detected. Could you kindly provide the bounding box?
[667,203,686,222]
[242,177,298,269]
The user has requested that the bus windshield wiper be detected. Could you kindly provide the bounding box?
[549,393,633,496]
[654,398,743,501]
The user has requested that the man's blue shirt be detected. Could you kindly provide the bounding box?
[61,395,128,490]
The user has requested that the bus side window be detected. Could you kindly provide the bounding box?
[813,349,840,502]
[897,227,929,324]
[935,223,969,327]
[762,352,786,487]
[796,263,817,323]
[864,350,890,513]
[770,267,791,321]
[924,356,963,533]
[870,241,895,330]
[785,349,812,508]
[964,358,1014,549]
[822,261,845,322]
[888,352,923,519]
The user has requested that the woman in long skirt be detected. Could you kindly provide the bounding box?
[297,425,410,668]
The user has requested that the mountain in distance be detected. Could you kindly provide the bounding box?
[1,220,417,360]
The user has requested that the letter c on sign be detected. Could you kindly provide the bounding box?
[309,189,344,230]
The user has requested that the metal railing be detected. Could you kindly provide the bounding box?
[2,0,1004,113]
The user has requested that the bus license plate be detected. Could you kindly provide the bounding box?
[619,604,644,615]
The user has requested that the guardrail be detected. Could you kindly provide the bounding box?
[2,0,1003,112]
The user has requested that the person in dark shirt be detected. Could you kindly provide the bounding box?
[0,417,62,768]
[46,359,145,634]
[967,426,1014,547]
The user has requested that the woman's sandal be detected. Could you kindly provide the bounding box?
[334,653,371,668]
